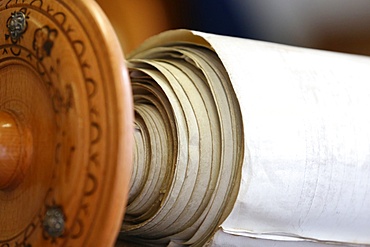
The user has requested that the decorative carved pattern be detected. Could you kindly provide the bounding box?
[33,25,57,61]
[0,0,116,246]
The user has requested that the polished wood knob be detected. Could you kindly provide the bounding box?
[0,111,32,190]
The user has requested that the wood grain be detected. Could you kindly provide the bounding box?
[0,0,133,246]
[0,111,32,190]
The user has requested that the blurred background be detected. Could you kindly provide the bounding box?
[97,0,370,56]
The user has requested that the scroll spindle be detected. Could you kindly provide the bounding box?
[0,111,32,191]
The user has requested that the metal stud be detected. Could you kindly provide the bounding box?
[6,10,28,44]
[43,206,65,238]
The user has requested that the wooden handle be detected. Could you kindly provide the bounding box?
[0,0,133,246]
[0,111,32,190]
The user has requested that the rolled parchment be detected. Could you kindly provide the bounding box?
[119,30,370,247]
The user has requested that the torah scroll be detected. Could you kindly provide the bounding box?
[119,30,370,247]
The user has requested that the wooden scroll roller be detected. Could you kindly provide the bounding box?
[1,0,370,247]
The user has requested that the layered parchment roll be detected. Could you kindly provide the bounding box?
[120,30,370,247]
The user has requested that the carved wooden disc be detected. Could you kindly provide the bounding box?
[0,0,133,246]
